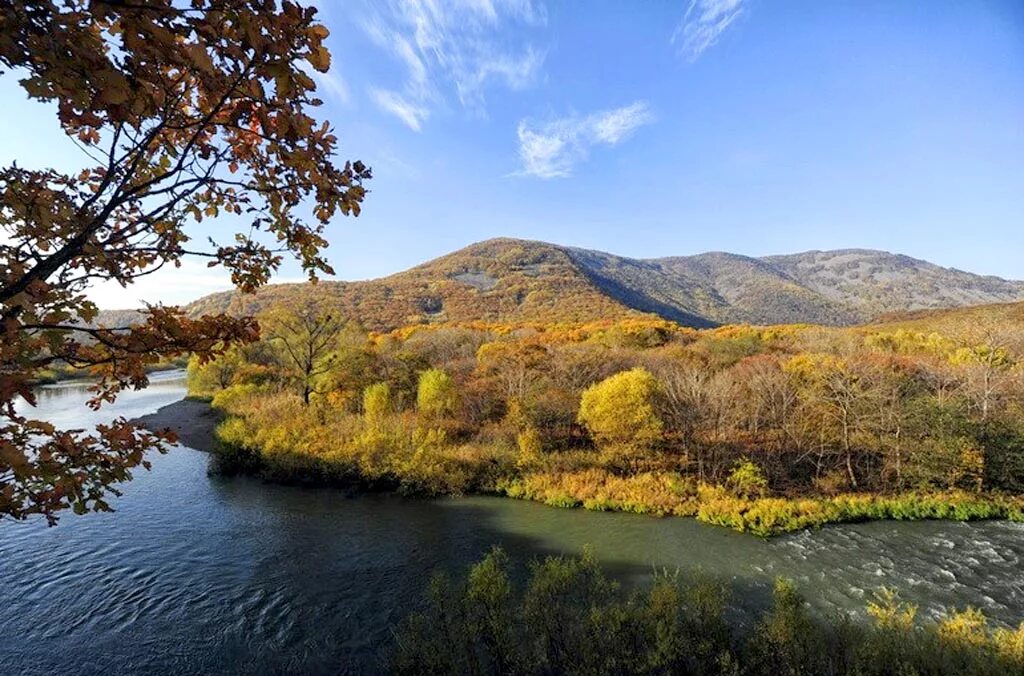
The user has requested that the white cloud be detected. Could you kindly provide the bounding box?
[590,102,656,144]
[514,101,655,179]
[672,0,745,62]
[370,88,430,131]
[454,46,545,104]
[314,69,351,105]
[363,0,546,129]
[516,122,574,179]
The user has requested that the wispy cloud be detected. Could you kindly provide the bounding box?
[313,69,351,105]
[362,0,547,130]
[515,101,654,179]
[370,88,430,131]
[672,0,745,62]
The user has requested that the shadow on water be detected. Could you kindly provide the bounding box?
[201,479,712,674]
[193,472,792,674]
[0,440,776,676]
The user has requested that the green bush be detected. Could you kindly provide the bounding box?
[391,549,1024,676]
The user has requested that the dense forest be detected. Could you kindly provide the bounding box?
[190,300,1024,535]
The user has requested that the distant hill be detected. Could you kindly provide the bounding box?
[94,238,1024,331]
[869,300,1024,334]
[567,246,1024,327]
[84,308,148,328]
[184,239,646,331]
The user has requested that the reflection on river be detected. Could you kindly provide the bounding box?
[2,374,1022,674]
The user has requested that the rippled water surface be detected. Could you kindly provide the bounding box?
[2,375,1022,674]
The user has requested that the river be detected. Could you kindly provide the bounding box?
[1,373,1022,674]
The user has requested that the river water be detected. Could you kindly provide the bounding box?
[1,373,1022,674]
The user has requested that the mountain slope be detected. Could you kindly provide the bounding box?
[869,300,1024,334]
[764,249,1024,317]
[95,238,1024,331]
[566,244,1024,327]
[578,249,860,326]
[185,238,651,331]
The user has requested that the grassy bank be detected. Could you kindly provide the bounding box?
[391,548,1024,675]
[499,472,1024,537]
[209,390,1024,536]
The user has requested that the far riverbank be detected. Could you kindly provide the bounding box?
[146,395,1024,537]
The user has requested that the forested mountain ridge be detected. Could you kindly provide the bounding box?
[565,247,859,326]
[98,238,1024,330]
[184,239,647,331]
[765,248,1024,316]
[569,244,1024,326]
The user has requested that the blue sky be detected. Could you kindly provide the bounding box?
[2,0,1023,307]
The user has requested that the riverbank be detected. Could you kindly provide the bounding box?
[135,398,223,453]
[146,398,1024,536]
[499,472,1024,536]
[33,360,188,386]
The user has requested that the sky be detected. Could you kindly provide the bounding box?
[2,0,1023,308]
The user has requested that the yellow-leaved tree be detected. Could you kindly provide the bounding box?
[578,367,663,470]
[417,368,458,421]
[363,382,392,427]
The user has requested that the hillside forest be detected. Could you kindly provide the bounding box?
[180,238,1024,333]
[190,303,1024,536]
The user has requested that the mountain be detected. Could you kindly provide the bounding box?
[869,299,1024,334]
[185,238,647,331]
[96,238,1024,331]
[567,245,1024,327]
[564,247,858,326]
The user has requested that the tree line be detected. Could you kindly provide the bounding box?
[193,303,1024,533]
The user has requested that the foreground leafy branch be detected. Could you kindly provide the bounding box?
[0,0,370,523]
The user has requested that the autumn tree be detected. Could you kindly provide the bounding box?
[727,457,769,499]
[729,355,798,442]
[475,340,549,405]
[0,1,370,522]
[187,343,250,393]
[950,342,1017,423]
[549,342,631,393]
[325,322,377,403]
[407,327,490,368]
[643,348,712,443]
[860,354,927,488]
[262,303,346,405]
[785,354,877,488]
[374,334,429,409]
[578,368,663,470]
[363,382,392,426]
[417,368,458,421]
